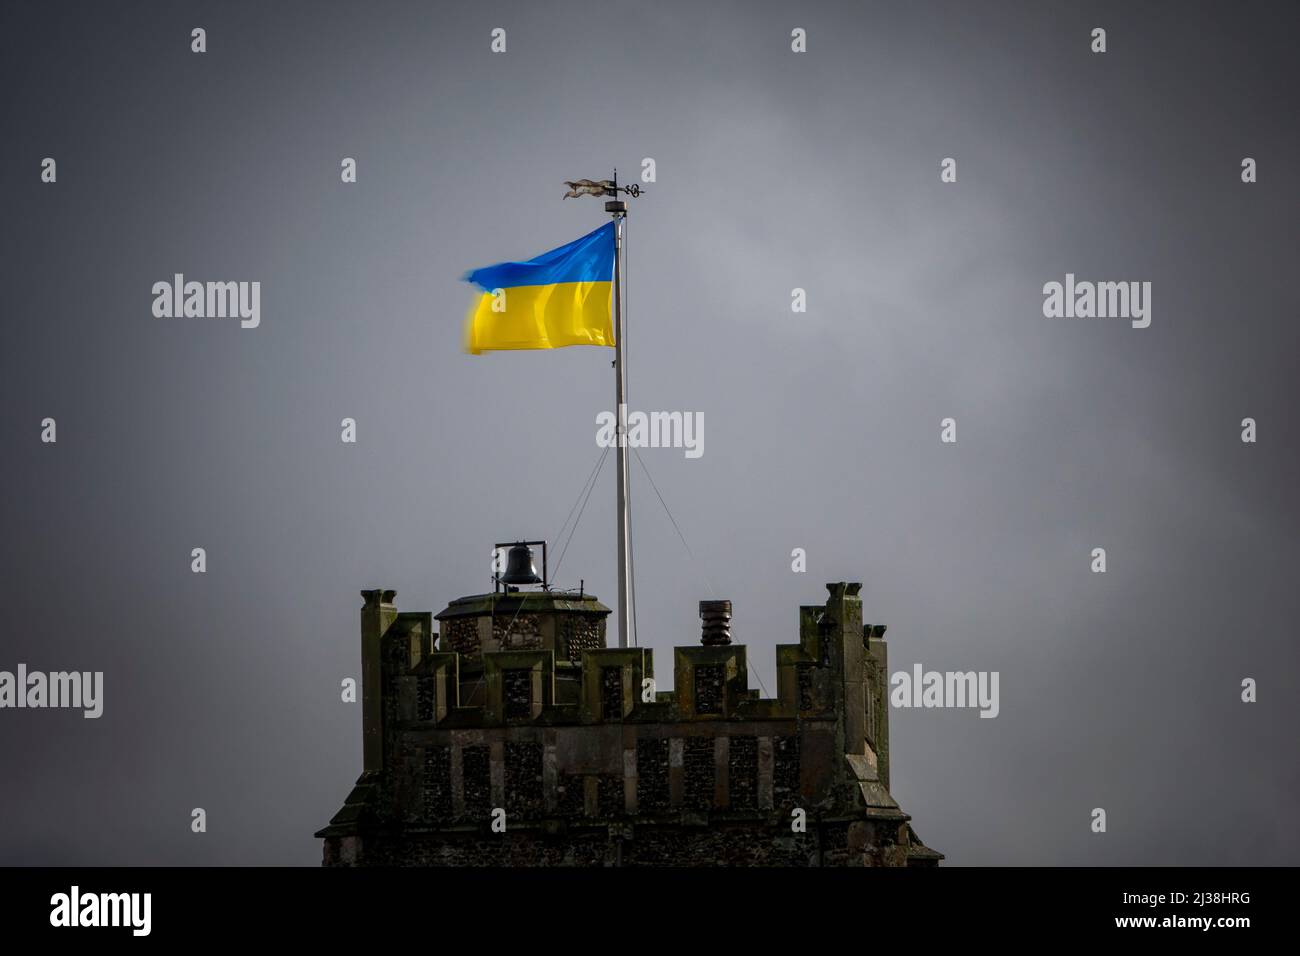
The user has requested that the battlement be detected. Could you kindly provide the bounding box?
[318,582,941,867]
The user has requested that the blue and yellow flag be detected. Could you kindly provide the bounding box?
[462,222,615,354]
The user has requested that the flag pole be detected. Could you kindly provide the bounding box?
[606,170,632,648]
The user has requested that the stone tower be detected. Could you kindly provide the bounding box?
[317,581,941,866]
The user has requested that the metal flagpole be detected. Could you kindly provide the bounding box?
[565,168,643,647]
[606,170,632,648]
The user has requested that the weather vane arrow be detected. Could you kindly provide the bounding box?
[562,174,644,200]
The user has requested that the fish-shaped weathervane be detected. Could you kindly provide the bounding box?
[562,179,614,199]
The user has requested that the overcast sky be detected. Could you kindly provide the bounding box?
[1,0,1297,865]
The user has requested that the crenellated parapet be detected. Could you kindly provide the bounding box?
[319,582,941,867]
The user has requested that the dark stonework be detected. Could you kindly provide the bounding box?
[503,668,532,720]
[461,745,491,821]
[556,774,585,816]
[564,615,605,662]
[601,666,623,721]
[773,735,801,812]
[422,746,452,821]
[318,582,942,867]
[443,617,480,660]
[694,664,724,715]
[417,676,436,722]
[596,774,624,817]
[636,738,670,812]
[797,662,815,712]
[504,742,543,818]
[494,613,542,651]
[683,737,715,811]
[728,735,758,810]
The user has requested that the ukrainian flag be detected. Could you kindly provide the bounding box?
[462,222,615,354]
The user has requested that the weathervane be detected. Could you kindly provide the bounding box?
[562,171,645,200]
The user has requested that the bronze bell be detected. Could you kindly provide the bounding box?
[500,543,542,586]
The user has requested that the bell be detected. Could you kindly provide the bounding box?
[500,543,542,586]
